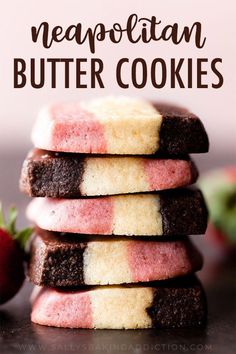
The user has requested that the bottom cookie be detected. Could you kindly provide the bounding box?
[31,277,207,329]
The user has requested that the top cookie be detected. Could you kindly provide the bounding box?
[31,96,209,155]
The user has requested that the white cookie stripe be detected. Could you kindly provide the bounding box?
[83,240,132,285]
[81,156,149,196]
[81,96,162,154]
[113,194,162,235]
[90,287,153,329]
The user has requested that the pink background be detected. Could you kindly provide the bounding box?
[0,0,235,158]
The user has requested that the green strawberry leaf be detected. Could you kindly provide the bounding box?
[0,201,33,251]
[0,202,6,229]
[14,227,34,249]
[7,206,18,235]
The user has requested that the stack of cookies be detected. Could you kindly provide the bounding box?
[20,97,209,329]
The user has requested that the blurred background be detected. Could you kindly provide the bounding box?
[0,1,235,353]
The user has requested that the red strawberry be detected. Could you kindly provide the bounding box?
[0,203,32,304]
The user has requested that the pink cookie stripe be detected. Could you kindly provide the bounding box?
[27,198,114,234]
[51,104,107,153]
[31,288,93,328]
[127,240,202,282]
[143,159,192,191]
[32,103,107,153]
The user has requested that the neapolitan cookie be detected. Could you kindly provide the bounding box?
[31,97,209,155]
[20,149,198,197]
[29,228,203,287]
[31,276,207,329]
[26,188,208,236]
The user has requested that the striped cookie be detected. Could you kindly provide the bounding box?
[20,149,198,197]
[29,228,203,286]
[31,97,209,155]
[26,189,208,236]
[31,277,207,329]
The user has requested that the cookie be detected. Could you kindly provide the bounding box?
[20,149,198,197]
[29,228,203,287]
[26,189,208,236]
[31,277,207,329]
[31,97,209,155]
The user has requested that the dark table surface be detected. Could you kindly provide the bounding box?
[0,150,236,354]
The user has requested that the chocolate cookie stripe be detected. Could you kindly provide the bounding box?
[159,188,208,235]
[155,103,209,155]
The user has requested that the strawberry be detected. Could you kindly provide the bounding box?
[0,203,32,304]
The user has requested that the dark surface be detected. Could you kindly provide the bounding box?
[0,151,236,354]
